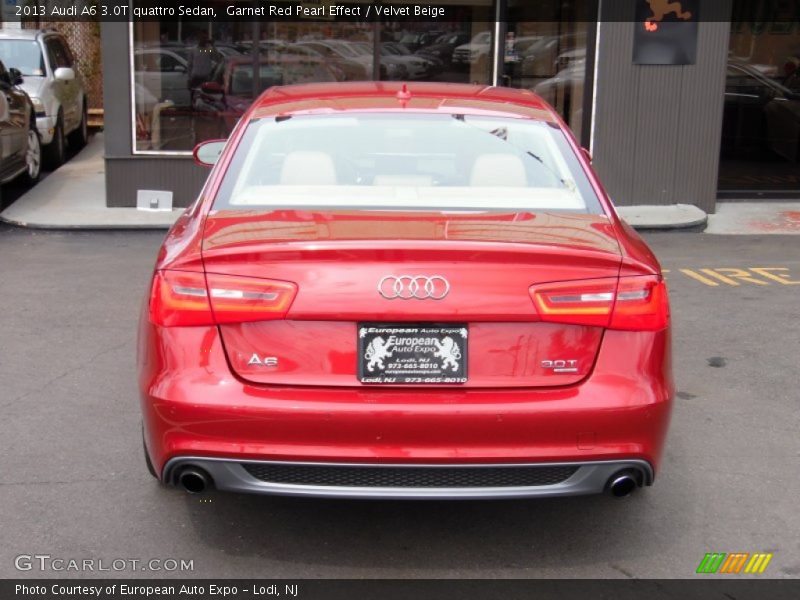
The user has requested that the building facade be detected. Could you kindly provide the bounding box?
[101,0,800,213]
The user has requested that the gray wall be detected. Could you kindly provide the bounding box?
[101,21,208,208]
[591,2,731,213]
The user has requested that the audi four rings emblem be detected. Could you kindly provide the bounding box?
[378,275,450,300]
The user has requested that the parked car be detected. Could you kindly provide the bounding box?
[192,53,338,133]
[452,31,492,67]
[416,32,470,66]
[0,29,88,168]
[293,40,371,80]
[0,59,40,185]
[140,82,673,500]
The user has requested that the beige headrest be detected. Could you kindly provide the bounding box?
[280,151,337,185]
[469,153,527,187]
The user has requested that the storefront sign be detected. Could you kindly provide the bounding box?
[633,0,699,65]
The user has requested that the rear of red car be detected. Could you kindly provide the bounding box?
[138,83,672,499]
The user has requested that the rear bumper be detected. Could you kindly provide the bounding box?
[163,457,653,499]
[139,323,673,495]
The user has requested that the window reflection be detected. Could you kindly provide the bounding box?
[501,18,589,141]
[720,3,800,192]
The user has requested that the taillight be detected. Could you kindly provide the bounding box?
[206,273,297,324]
[530,275,668,331]
[149,270,297,327]
[609,275,669,331]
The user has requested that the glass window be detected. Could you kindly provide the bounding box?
[213,114,601,214]
[131,2,495,153]
[501,1,594,143]
[46,38,72,69]
[720,1,800,192]
[0,40,45,77]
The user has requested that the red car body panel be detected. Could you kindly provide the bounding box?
[139,82,673,498]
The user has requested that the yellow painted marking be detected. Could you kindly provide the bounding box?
[758,553,773,573]
[700,269,740,286]
[745,554,764,573]
[679,269,719,286]
[750,268,800,285]
[712,268,769,285]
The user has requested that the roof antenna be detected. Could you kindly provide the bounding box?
[396,83,411,107]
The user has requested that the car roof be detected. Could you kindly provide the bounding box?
[250,82,557,122]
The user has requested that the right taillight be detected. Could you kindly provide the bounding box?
[530,275,669,331]
[608,275,669,331]
[149,270,297,327]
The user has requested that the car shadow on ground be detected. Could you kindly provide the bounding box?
[176,480,692,573]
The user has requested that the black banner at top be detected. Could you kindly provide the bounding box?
[1,0,800,23]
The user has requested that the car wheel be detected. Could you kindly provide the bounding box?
[67,102,88,149]
[142,427,158,479]
[22,123,42,184]
[43,114,66,169]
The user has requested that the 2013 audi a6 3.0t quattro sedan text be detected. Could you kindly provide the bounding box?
[138,82,673,500]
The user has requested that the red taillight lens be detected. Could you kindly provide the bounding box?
[206,273,297,324]
[149,270,297,327]
[530,278,616,327]
[530,275,669,331]
[150,270,213,327]
[609,276,669,331]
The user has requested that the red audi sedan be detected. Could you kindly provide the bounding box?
[139,82,673,499]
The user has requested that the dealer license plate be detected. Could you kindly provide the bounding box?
[357,324,468,384]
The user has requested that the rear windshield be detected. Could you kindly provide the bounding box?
[0,40,45,76]
[213,113,602,214]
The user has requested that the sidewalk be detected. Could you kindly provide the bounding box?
[0,134,182,230]
[2,138,797,232]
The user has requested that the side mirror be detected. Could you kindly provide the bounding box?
[54,67,75,82]
[200,81,224,95]
[193,138,226,167]
[8,67,23,85]
[581,147,592,163]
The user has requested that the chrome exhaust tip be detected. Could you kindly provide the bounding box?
[178,468,211,494]
[607,472,638,498]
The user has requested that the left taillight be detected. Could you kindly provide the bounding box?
[529,275,669,331]
[149,270,297,327]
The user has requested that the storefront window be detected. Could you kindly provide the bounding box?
[502,1,593,143]
[719,1,800,193]
[131,2,493,153]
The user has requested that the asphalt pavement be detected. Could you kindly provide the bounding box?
[0,225,798,579]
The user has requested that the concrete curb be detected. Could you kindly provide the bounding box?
[615,204,708,231]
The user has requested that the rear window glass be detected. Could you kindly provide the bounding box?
[213,113,602,214]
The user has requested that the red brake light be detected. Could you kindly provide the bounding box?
[609,276,669,331]
[530,275,669,331]
[150,270,213,327]
[530,278,616,327]
[149,270,297,327]
[206,273,297,324]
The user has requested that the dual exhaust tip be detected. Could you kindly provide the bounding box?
[177,467,212,494]
[607,470,641,498]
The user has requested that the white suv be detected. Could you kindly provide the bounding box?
[0,29,88,167]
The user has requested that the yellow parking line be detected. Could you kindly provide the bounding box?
[679,269,719,286]
[750,268,800,285]
[700,269,740,285]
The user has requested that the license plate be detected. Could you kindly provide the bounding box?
[357,324,468,384]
